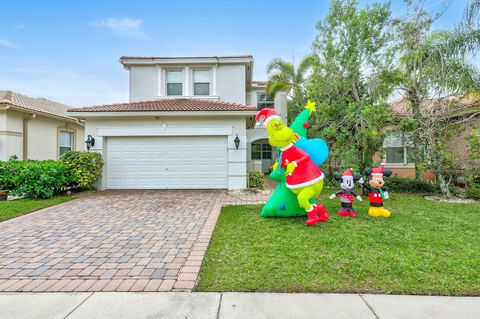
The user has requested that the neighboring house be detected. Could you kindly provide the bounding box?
[68,55,287,190]
[0,90,85,161]
[384,96,480,178]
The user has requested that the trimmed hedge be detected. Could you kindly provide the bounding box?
[0,151,104,199]
[60,151,104,190]
[382,176,438,194]
[248,171,265,189]
[0,158,75,199]
[322,173,438,194]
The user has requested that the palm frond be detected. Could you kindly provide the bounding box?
[266,58,295,78]
[296,54,318,78]
[465,0,480,26]
[266,81,290,96]
[427,28,480,64]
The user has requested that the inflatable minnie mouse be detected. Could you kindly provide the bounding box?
[329,168,362,218]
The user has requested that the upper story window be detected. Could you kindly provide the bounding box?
[166,69,183,96]
[193,69,210,95]
[257,92,274,110]
[59,131,73,156]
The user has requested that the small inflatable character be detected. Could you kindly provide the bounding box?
[329,168,362,218]
[359,163,392,218]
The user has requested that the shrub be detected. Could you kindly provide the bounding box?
[0,158,75,199]
[60,151,104,190]
[248,171,265,189]
[386,176,438,194]
[466,184,480,200]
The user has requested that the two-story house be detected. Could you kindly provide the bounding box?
[68,55,287,190]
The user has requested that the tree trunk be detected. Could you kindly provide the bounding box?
[414,140,423,180]
[437,172,452,197]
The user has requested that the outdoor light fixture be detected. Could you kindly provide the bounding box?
[234,134,240,150]
[85,135,95,151]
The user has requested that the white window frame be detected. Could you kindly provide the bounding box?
[166,69,184,96]
[59,130,74,156]
[251,142,272,160]
[193,68,211,96]
[256,91,274,110]
[384,132,416,167]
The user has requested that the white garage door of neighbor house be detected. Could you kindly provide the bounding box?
[107,136,228,189]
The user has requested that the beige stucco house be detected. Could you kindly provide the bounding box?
[68,55,287,190]
[0,91,85,161]
[383,96,480,179]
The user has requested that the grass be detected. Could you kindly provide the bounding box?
[0,196,74,222]
[195,191,480,295]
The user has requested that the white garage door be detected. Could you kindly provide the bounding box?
[107,136,228,189]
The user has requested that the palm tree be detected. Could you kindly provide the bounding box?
[265,55,317,97]
[427,0,480,80]
[394,0,480,195]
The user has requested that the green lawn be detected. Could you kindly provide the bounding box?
[0,196,74,222]
[195,191,480,296]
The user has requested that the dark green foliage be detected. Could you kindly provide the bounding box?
[308,0,395,170]
[386,176,438,194]
[0,158,75,199]
[248,171,265,190]
[60,151,104,190]
[466,184,480,200]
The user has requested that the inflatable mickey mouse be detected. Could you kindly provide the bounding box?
[359,163,392,218]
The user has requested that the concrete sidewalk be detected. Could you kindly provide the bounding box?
[1,292,479,319]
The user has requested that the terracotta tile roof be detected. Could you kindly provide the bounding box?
[120,55,253,60]
[389,95,480,116]
[68,98,258,113]
[0,90,79,122]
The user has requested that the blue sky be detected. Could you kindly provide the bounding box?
[0,0,467,107]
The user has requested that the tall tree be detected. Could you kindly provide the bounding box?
[393,0,480,196]
[308,0,396,171]
[266,55,317,121]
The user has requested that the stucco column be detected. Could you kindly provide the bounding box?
[185,66,190,96]
[212,66,217,96]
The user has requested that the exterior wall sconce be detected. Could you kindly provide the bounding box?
[85,135,95,151]
[234,134,240,150]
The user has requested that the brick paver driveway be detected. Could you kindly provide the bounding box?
[0,190,267,292]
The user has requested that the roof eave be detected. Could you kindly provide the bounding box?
[0,102,85,125]
[120,56,254,68]
[68,110,258,118]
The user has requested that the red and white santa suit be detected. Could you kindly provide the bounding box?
[280,144,324,189]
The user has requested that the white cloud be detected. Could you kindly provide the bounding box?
[0,65,129,107]
[0,37,16,48]
[90,17,147,38]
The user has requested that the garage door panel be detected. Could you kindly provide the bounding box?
[107,136,228,189]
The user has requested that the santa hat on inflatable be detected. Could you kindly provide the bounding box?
[256,108,281,126]
[371,163,385,176]
[342,168,354,179]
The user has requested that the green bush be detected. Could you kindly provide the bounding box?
[386,176,438,194]
[248,171,265,189]
[60,151,104,190]
[466,184,480,200]
[0,158,75,199]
